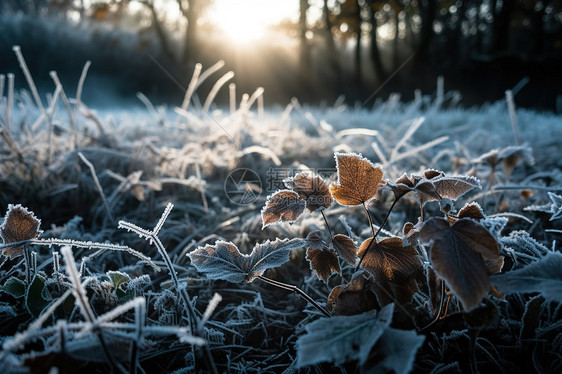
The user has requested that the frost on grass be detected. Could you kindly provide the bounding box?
[1,53,561,373]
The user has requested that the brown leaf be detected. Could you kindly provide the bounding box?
[385,173,415,200]
[330,152,386,206]
[330,234,358,266]
[357,237,422,306]
[432,174,481,201]
[306,248,341,282]
[419,217,501,310]
[327,272,378,315]
[261,190,306,228]
[284,173,333,212]
[402,221,420,246]
[0,205,42,259]
[457,202,485,221]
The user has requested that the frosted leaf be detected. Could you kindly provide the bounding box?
[327,272,378,315]
[188,238,305,283]
[358,237,422,306]
[330,152,386,206]
[305,230,328,250]
[491,252,562,302]
[457,202,485,220]
[284,173,333,212]
[432,174,481,201]
[296,303,394,367]
[547,192,562,221]
[368,327,425,374]
[419,218,501,310]
[261,190,306,228]
[330,234,358,266]
[0,204,42,259]
[306,248,340,282]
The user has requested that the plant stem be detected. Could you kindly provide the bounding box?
[257,275,331,317]
[22,246,31,285]
[364,202,376,238]
[320,210,334,240]
[356,198,398,270]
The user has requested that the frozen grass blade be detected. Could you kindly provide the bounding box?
[5,73,14,131]
[201,293,222,327]
[505,90,521,145]
[13,46,45,113]
[246,87,265,111]
[196,60,226,90]
[73,60,91,124]
[203,71,234,111]
[50,71,77,150]
[78,152,115,224]
[181,63,202,112]
[77,297,146,338]
[119,203,217,374]
[229,83,236,114]
[61,246,95,322]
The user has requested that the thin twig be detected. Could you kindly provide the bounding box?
[78,152,115,224]
[320,210,334,240]
[257,275,331,317]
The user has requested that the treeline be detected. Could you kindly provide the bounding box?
[1,1,561,109]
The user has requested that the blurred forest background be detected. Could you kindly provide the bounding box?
[1,0,561,110]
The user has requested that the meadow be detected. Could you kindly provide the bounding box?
[0,49,561,373]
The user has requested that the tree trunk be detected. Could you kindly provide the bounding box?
[299,0,311,78]
[416,0,436,62]
[368,4,385,81]
[323,0,343,94]
[354,0,362,87]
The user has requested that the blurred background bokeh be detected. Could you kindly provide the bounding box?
[1,0,561,110]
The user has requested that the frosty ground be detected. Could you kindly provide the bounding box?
[0,63,561,373]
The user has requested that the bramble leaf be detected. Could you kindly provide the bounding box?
[330,153,386,206]
[284,173,333,212]
[491,252,562,302]
[1,204,42,259]
[306,248,341,282]
[331,234,358,266]
[188,238,305,283]
[296,303,394,367]
[261,190,306,228]
[327,272,378,315]
[358,237,422,306]
[419,217,501,310]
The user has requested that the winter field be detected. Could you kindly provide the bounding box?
[0,51,561,373]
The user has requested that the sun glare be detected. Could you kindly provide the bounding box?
[210,0,298,44]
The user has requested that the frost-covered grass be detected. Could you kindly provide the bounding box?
[0,53,561,373]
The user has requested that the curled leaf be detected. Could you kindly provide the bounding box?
[330,153,386,206]
[419,217,501,310]
[1,204,42,259]
[188,238,305,283]
[306,248,341,283]
[261,190,306,228]
[330,234,358,266]
[284,173,333,212]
